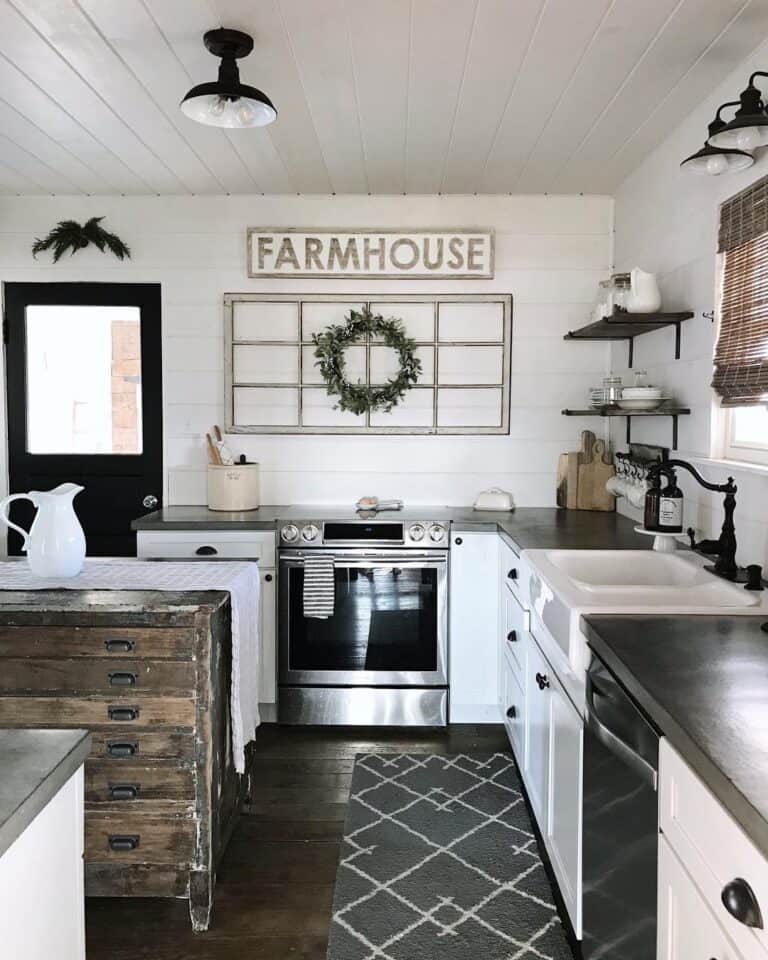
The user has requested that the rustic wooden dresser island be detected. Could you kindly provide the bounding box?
[0,589,243,931]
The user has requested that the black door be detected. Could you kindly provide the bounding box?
[4,282,163,557]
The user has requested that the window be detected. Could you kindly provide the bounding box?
[223,294,512,434]
[714,176,768,464]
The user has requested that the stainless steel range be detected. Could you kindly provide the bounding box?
[277,514,449,726]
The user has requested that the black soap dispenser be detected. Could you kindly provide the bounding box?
[644,470,662,532]
[657,468,684,534]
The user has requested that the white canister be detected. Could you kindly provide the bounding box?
[207,463,260,511]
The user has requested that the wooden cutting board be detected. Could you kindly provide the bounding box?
[556,451,579,509]
[576,430,615,512]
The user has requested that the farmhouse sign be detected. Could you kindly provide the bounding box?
[247,228,494,279]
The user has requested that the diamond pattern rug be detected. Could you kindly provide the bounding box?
[327,753,574,960]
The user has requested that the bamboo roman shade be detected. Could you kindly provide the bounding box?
[714,175,768,406]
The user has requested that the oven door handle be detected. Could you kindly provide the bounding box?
[586,675,658,791]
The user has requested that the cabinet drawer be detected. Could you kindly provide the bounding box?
[86,862,188,898]
[501,658,525,766]
[659,835,746,960]
[86,815,195,865]
[502,588,529,685]
[85,760,194,806]
[0,626,195,660]
[660,740,768,960]
[137,530,275,566]
[500,538,524,603]
[89,730,195,761]
[0,658,195,694]
[0,696,195,728]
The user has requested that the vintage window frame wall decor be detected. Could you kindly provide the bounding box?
[223,293,512,435]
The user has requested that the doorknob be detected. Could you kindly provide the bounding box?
[142,494,159,510]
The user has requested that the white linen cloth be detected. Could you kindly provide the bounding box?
[0,559,260,773]
[302,554,335,619]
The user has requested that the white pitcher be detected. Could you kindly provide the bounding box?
[0,483,86,577]
[626,268,662,313]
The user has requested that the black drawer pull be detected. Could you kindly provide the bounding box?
[109,671,137,687]
[506,706,517,719]
[264,573,273,582]
[507,630,518,643]
[507,568,518,581]
[535,672,550,690]
[195,545,218,556]
[108,834,140,852]
[108,706,139,722]
[107,740,138,757]
[104,638,135,653]
[109,784,140,801]
[721,878,763,929]
[454,537,463,545]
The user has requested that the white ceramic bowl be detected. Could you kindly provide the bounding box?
[621,386,663,399]
[617,397,668,411]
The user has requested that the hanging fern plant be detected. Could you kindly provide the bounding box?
[32,217,131,263]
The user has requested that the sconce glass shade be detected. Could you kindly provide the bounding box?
[680,143,754,176]
[708,83,768,151]
[180,28,276,129]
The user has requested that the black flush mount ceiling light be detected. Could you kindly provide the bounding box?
[180,28,276,129]
[680,102,754,176]
[709,72,768,152]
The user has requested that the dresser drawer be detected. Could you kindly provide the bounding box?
[86,815,195,865]
[137,529,275,566]
[0,658,196,695]
[86,862,189,898]
[89,730,195,761]
[0,625,195,659]
[85,760,194,806]
[0,696,196,728]
[660,739,768,960]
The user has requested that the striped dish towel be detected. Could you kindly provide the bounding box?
[303,555,335,619]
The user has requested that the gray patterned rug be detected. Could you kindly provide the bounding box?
[327,753,574,960]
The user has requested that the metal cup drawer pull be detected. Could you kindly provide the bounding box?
[108,671,138,687]
[109,783,140,801]
[108,835,140,852]
[104,638,135,653]
[107,740,138,757]
[108,705,139,722]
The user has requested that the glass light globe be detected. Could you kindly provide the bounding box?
[705,153,729,175]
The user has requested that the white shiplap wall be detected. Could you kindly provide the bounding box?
[0,194,611,510]
[611,38,768,569]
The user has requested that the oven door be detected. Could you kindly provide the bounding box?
[279,550,447,687]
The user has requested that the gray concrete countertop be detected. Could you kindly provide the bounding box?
[133,505,649,553]
[583,614,768,859]
[0,728,91,859]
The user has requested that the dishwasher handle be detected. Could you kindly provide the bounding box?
[586,673,658,792]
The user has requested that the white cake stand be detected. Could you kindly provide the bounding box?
[634,525,684,553]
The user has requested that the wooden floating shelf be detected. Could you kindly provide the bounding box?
[564,310,694,365]
[562,406,691,450]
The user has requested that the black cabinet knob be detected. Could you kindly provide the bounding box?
[507,568,518,580]
[195,545,218,556]
[506,706,516,719]
[454,537,463,545]
[264,573,273,582]
[721,878,763,928]
[507,630,518,643]
[535,672,550,690]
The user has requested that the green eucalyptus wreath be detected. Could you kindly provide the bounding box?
[312,305,422,415]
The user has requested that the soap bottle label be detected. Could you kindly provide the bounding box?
[659,497,683,528]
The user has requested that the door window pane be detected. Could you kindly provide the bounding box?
[26,305,143,454]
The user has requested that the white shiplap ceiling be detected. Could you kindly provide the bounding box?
[0,0,767,196]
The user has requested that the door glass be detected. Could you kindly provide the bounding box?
[288,564,438,671]
[25,305,143,454]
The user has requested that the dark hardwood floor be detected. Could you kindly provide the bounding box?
[85,723,510,960]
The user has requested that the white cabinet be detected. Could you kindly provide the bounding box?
[448,530,500,722]
[525,638,551,829]
[547,673,583,937]
[500,654,526,765]
[659,834,745,960]
[136,529,277,711]
[0,768,86,960]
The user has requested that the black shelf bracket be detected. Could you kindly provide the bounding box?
[625,413,680,449]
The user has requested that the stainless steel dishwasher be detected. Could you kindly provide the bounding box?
[582,651,660,960]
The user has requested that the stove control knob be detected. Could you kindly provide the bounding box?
[428,524,446,543]
[408,523,426,542]
[301,524,320,542]
[281,524,299,543]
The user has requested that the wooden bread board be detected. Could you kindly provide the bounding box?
[557,430,615,512]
